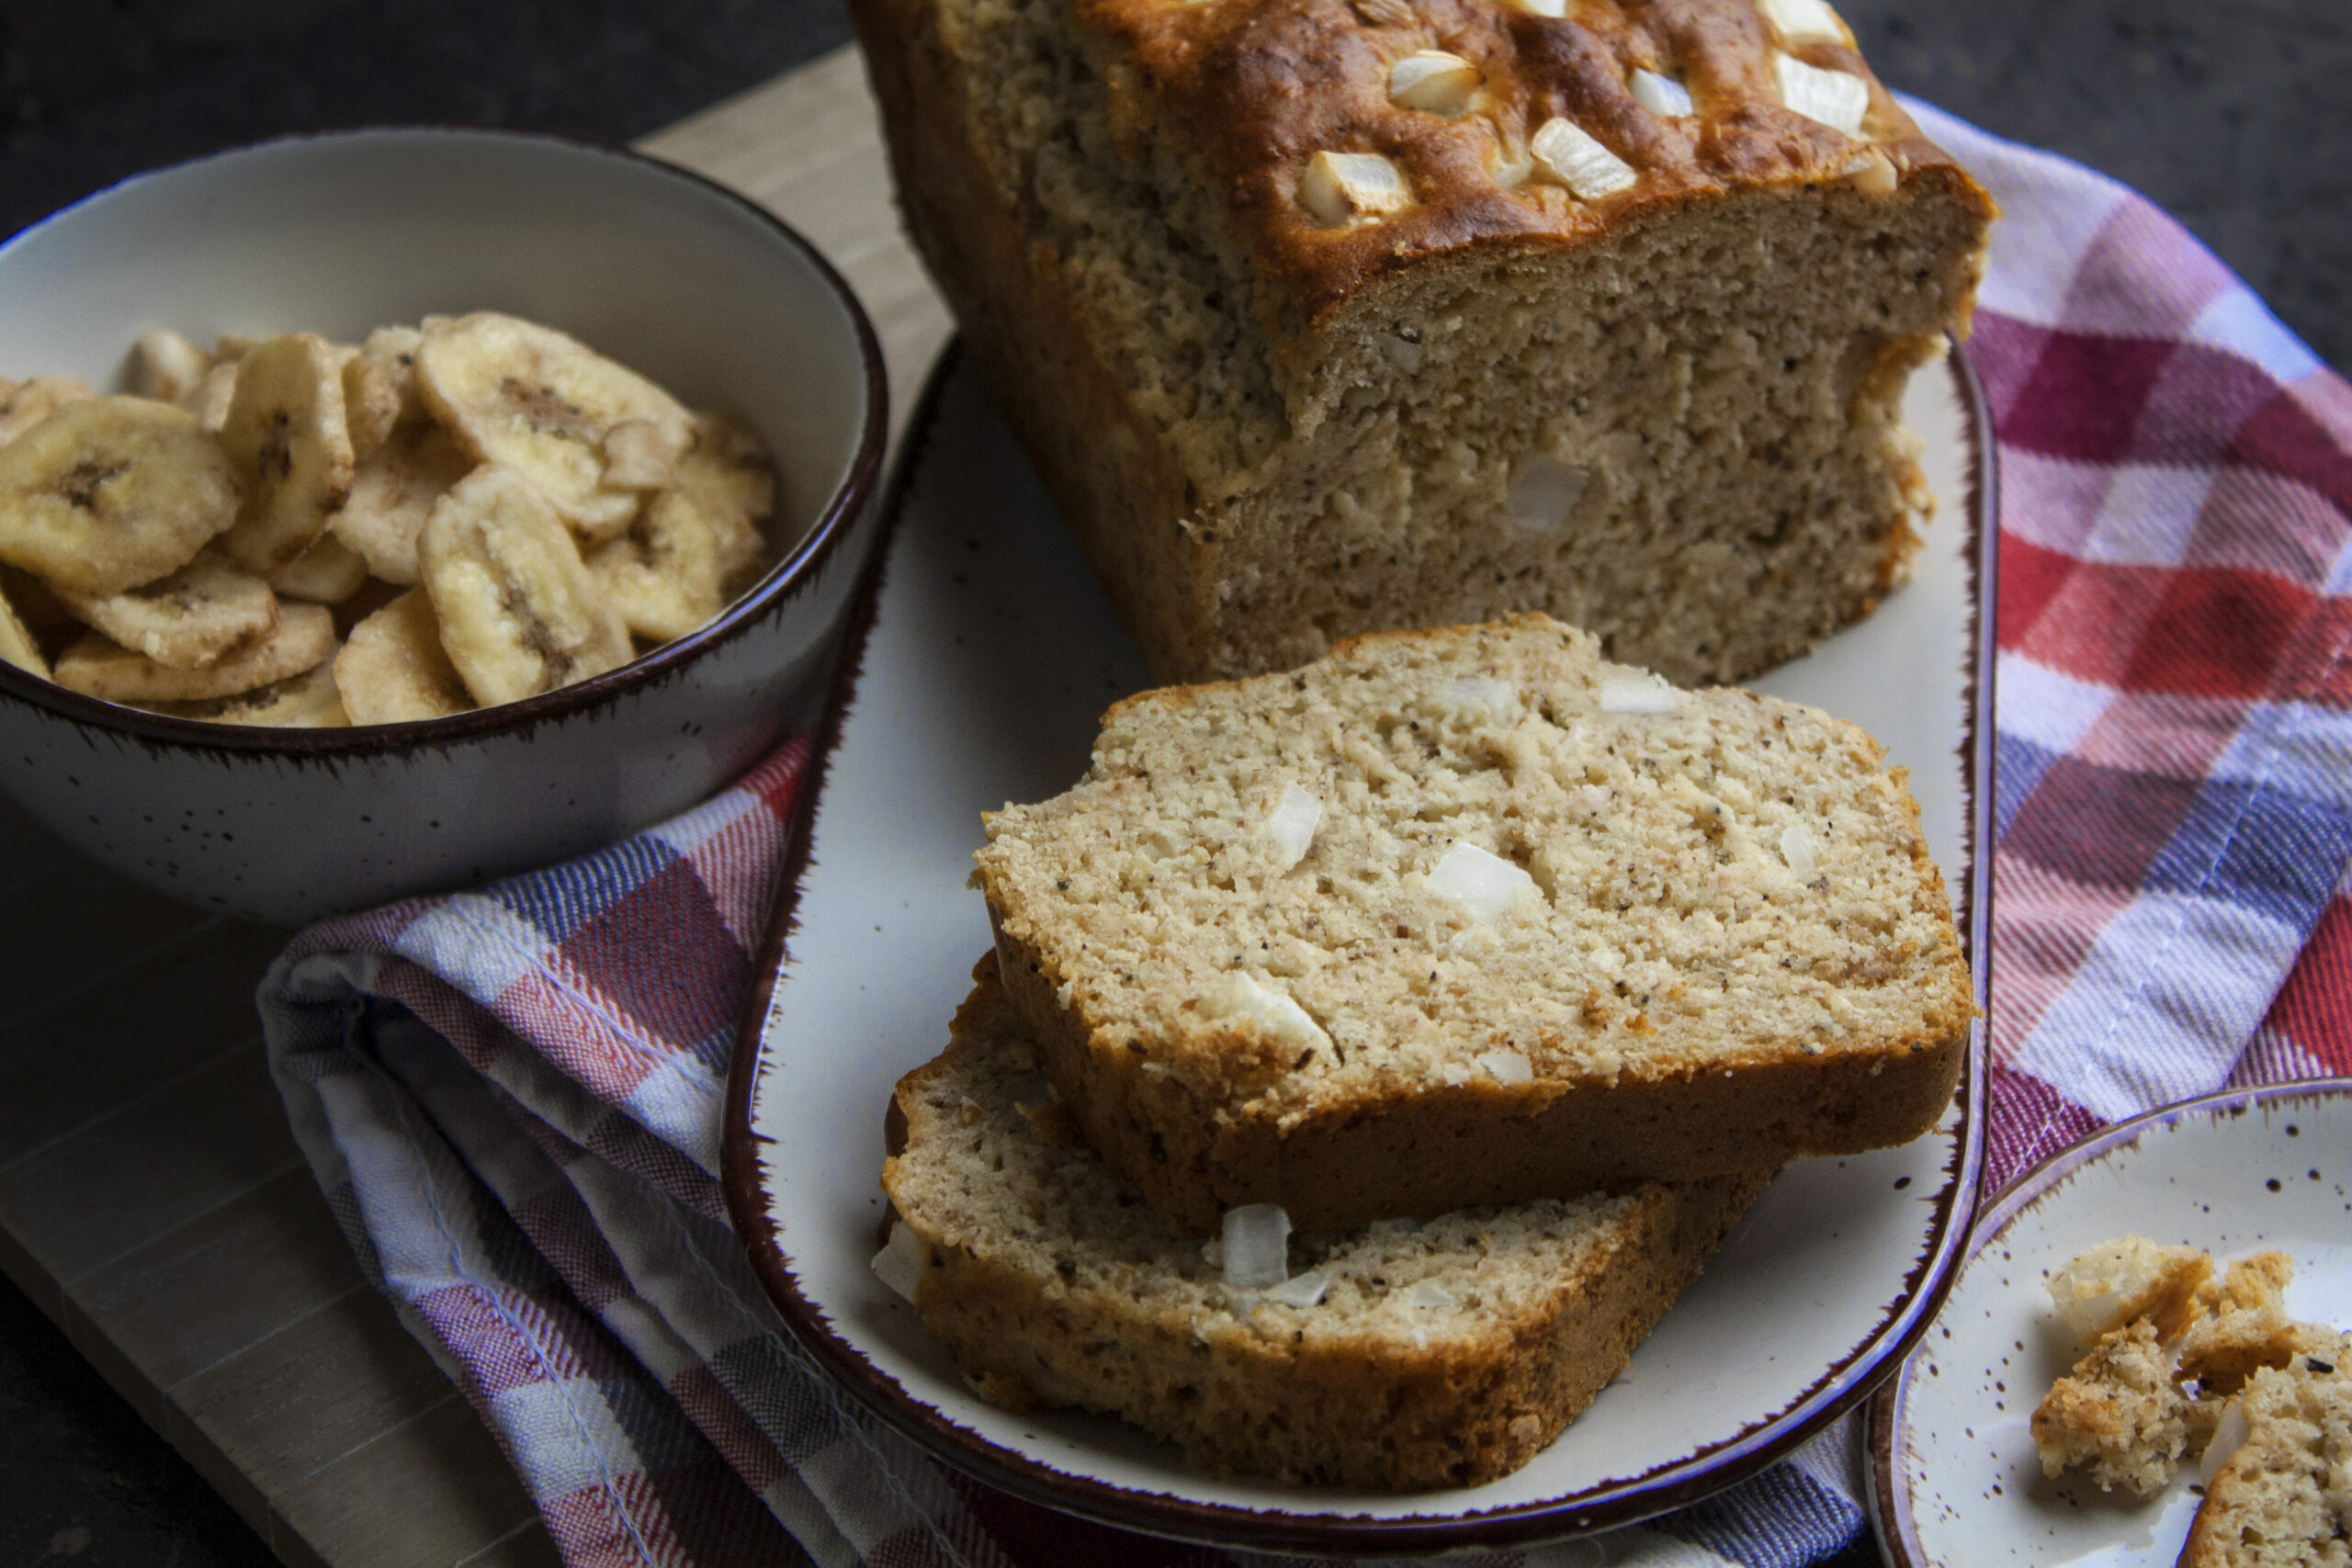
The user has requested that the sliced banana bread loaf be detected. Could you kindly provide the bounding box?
[851,0,1995,682]
[972,614,1970,1232]
[878,960,1771,1489]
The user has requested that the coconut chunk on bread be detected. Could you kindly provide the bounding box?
[878,959,1772,1490]
[971,614,1971,1233]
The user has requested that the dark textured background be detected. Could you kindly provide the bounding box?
[0,0,2344,1562]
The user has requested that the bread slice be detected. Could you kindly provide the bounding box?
[852,0,1994,684]
[971,615,1970,1232]
[2181,1340,2352,1568]
[877,960,1772,1489]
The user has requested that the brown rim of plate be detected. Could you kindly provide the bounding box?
[0,125,889,755]
[1867,1075,2352,1568]
[721,340,2000,1553]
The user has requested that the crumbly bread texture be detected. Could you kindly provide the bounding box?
[2182,1342,2352,1568]
[2030,1240,2348,1525]
[851,0,1995,683]
[879,961,1771,1489]
[972,615,1970,1232]
[2031,1318,2194,1498]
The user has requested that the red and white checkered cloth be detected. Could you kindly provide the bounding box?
[259,101,2352,1568]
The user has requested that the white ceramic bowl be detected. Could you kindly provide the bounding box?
[0,129,887,926]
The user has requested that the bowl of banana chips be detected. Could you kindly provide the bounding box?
[0,129,886,924]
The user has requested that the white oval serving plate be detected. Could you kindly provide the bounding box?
[1870,1078,2352,1568]
[725,343,1997,1551]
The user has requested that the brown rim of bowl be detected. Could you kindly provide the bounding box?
[716,343,2002,1552]
[0,124,888,754]
[1867,1076,2352,1568]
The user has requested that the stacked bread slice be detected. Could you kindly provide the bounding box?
[879,615,1972,1485]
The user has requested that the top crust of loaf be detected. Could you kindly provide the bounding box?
[973,615,1972,1229]
[1073,0,1993,329]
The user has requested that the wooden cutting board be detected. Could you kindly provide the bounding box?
[0,45,948,1568]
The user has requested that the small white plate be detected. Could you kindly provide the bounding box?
[1870,1079,2352,1568]
[726,344,1997,1551]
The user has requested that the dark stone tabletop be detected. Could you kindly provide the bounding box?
[0,0,2344,1563]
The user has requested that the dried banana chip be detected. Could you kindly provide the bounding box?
[152,660,347,728]
[343,325,424,460]
[212,333,259,361]
[52,600,334,703]
[132,332,213,405]
[415,312,692,542]
[587,489,728,644]
[0,396,241,594]
[418,466,630,705]
[0,574,48,679]
[328,423,471,585]
[335,588,472,724]
[0,377,96,449]
[219,333,356,574]
[678,412,775,582]
[266,531,369,604]
[184,361,240,433]
[56,547,279,671]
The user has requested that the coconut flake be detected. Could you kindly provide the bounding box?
[1222,1203,1292,1290]
[1388,50,1483,117]
[1261,1269,1330,1308]
[1775,54,1870,135]
[1263,783,1323,870]
[1441,1059,1474,1086]
[1478,1048,1533,1086]
[1599,676,1679,715]
[1781,823,1821,881]
[1300,150,1412,225]
[1530,117,1638,199]
[1427,842,1537,922]
[2200,1398,2250,1484]
[1446,675,1518,721]
[1758,0,1848,45]
[1500,0,1570,15]
[1199,971,1330,1056]
[872,1222,926,1303]
[1629,69,1694,118]
[1405,1279,1460,1311]
[1383,333,1424,373]
[1507,454,1589,531]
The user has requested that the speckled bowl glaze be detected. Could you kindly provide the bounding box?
[0,129,886,926]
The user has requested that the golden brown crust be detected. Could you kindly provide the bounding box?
[1080,0,1989,328]
[995,906,1962,1231]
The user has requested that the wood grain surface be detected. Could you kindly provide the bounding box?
[0,44,945,1568]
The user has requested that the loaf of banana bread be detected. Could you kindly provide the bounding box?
[851,0,1995,682]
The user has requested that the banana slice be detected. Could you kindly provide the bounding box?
[335,587,473,724]
[415,312,692,542]
[418,466,631,705]
[342,325,424,461]
[0,396,241,594]
[132,332,214,405]
[56,547,280,671]
[51,600,334,703]
[0,573,48,679]
[328,423,472,585]
[183,362,240,433]
[677,412,775,583]
[266,532,369,604]
[587,488,729,644]
[219,333,357,574]
[151,660,347,728]
[0,377,96,450]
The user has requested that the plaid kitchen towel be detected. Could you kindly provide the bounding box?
[258,100,2352,1568]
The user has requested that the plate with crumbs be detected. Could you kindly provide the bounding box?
[723,343,1997,1551]
[1870,1079,2352,1568]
